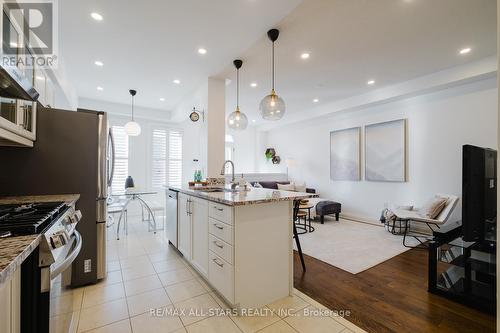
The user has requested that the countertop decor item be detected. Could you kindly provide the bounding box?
[125,176,135,189]
[125,89,141,136]
[227,59,248,130]
[272,155,281,164]
[260,29,286,120]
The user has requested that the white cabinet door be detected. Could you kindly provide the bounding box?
[178,194,192,260]
[191,197,209,278]
[0,277,11,333]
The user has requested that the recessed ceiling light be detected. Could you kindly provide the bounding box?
[96,86,103,91]
[252,119,256,123]
[459,47,471,55]
[36,76,44,81]
[198,48,207,55]
[94,60,103,66]
[301,53,310,59]
[250,82,257,88]
[159,98,165,102]
[173,79,180,84]
[90,12,103,21]
[313,98,319,103]
[367,80,375,85]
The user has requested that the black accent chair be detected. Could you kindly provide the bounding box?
[293,200,306,272]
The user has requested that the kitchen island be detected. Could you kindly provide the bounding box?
[167,186,316,309]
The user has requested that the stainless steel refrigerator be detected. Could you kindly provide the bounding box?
[0,106,112,286]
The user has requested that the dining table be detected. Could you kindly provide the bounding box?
[111,190,159,240]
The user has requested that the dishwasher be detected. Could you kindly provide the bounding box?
[166,190,179,248]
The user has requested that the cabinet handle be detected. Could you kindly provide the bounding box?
[214,223,224,230]
[213,241,224,249]
[212,258,224,268]
[214,206,224,212]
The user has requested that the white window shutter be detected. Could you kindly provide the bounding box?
[111,126,129,194]
[151,129,167,188]
[168,130,183,188]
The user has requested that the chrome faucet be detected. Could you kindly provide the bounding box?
[220,160,237,190]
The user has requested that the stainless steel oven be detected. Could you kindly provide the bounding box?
[0,201,83,333]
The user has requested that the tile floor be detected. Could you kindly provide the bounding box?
[49,214,366,333]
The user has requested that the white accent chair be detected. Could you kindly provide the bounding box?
[391,194,459,248]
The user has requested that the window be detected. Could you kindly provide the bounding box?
[151,129,167,188]
[111,126,129,194]
[168,130,183,188]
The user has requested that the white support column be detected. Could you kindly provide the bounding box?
[206,77,226,178]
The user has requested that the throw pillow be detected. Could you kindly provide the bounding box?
[418,196,447,219]
[253,182,263,188]
[277,183,296,191]
[294,182,307,192]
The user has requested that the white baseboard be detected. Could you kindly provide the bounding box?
[340,213,381,226]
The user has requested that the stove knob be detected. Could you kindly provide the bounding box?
[74,210,82,222]
[62,216,72,226]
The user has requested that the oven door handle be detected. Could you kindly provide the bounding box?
[50,230,83,280]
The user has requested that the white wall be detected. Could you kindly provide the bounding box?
[226,126,258,174]
[181,118,205,185]
[262,77,498,223]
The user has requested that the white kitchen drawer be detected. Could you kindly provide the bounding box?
[208,251,234,304]
[208,217,233,245]
[208,202,233,225]
[209,234,233,264]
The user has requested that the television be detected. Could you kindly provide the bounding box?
[462,145,497,242]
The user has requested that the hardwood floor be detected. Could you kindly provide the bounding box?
[293,249,496,333]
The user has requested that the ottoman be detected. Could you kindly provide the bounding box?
[316,201,341,224]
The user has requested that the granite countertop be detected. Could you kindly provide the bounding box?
[0,194,80,205]
[168,186,317,206]
[0,194,80,287]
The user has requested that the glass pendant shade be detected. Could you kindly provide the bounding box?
[227,59,248,130]
[227,108,248,130]
[126,89,141,136]
[259,91,285,120]
[261,29,285,121]
[125,121,141,136]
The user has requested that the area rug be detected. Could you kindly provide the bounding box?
[294,219,418,274]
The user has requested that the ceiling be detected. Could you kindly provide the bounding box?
[60,0,496,122]
[59,0,302,111]
[218,0,497,125]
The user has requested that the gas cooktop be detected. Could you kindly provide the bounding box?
[0,201,68,236]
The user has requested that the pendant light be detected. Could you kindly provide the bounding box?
[260,29,285,120]
[125,89,141,136]
[227,59,248,130]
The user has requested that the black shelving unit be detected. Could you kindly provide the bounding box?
[428,224,496,314]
